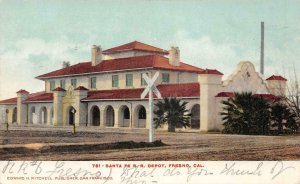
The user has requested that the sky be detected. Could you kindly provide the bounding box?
[0,0,299,99]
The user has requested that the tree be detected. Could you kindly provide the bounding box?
[271,102,298,134]
[154,97,191,132]
[221,92,271,135]
[282,65,300,128]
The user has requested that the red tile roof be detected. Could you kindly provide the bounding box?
[0,97,17,104]
[16,89,29,94]
[0,83,199,104]
[0,91,53,104]
[36,55,207,79]
[200,69,223,75]
[266,75,287,81]
[53,87,66,91]
[255,94,282,101]
[102,41,169,55]
[215,92,235,97]
[75,86,88,90]
[215,92,281,101]
[24,92,53,102]
[83,83,200,101]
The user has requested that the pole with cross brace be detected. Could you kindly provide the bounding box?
[141,72,162,142]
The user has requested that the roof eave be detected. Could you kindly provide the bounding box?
[0,103,17,105]
[81,96,200,102]
[35,67,155,79]
[23,100,53,103]
[102,49,168,55]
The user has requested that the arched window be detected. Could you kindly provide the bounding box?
[124,107,130,119]
[91,106,100,126]
[12,107,17,123]
[138,106,146,119]
[191,104,200,129]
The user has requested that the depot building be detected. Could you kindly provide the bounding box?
[0,41,287,132]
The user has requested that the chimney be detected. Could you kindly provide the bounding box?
[169,46,180,66]
[91,45,102,66]
[62,61,70,68]
[260,21,264,75]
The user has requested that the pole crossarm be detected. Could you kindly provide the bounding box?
[141,72,162,99]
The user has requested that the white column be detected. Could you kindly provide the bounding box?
[17,91,29,125]
[53,90,65,126]
[47,108,51,126]
[114,107,119,128]
[100,108,105,128]
[74,89,88,127]
[198,74,222,132]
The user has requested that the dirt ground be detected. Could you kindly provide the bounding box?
[0,126,299,161]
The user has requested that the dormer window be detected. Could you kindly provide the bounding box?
[90,77,97,89]
[71,79,77,88]
[50,80,55,91]
[141,73,148,86]
[126,74,133,87]
[60,80,65,89]
[112,75,119,87]
[162,73,170,83]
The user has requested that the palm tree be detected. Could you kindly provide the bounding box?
[221,92,271,135]
[271,102,298,134]
[154,97,191,132]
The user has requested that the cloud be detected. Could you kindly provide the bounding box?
[0,38,90,99]
[172,31,253,79]
[172,30,300,82]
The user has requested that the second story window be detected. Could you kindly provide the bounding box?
[141,73,148,86]
[50,80,55,91]
[162,73,170,83]
[112,75,119,87]
[126,74,133,87]
[60,80,65,89]
[90,77,96,89]
[71,79,77,88]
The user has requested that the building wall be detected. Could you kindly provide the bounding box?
[104,51,165,60]
[44,69,198,92]
[27,103,53,125]
[212,61,279,131]
[222,61,269,94]
[0,105,5,123]
[154,70,198,85]
[0,104,18,124]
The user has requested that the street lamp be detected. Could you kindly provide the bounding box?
[125,101,133,128]
[71,108,77,135]
[5,109,9,132]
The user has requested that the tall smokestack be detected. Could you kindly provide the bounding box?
[260,21,264,75]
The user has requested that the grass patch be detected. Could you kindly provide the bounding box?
[0,140,167,155]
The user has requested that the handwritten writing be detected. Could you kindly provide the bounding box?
[0,161,296,183]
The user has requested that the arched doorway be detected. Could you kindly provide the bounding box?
[119,105,130,127]
[134,105,146,128]
[105,106,114,127]
[91,106,100,126]
[12,107,17,123]
[5,109,9,124]
[30,106,36,124]
[39,107,47,125]
[190,104,200,129]
[67,106,76,125]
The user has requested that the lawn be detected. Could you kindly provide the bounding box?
[0,126,299,160]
